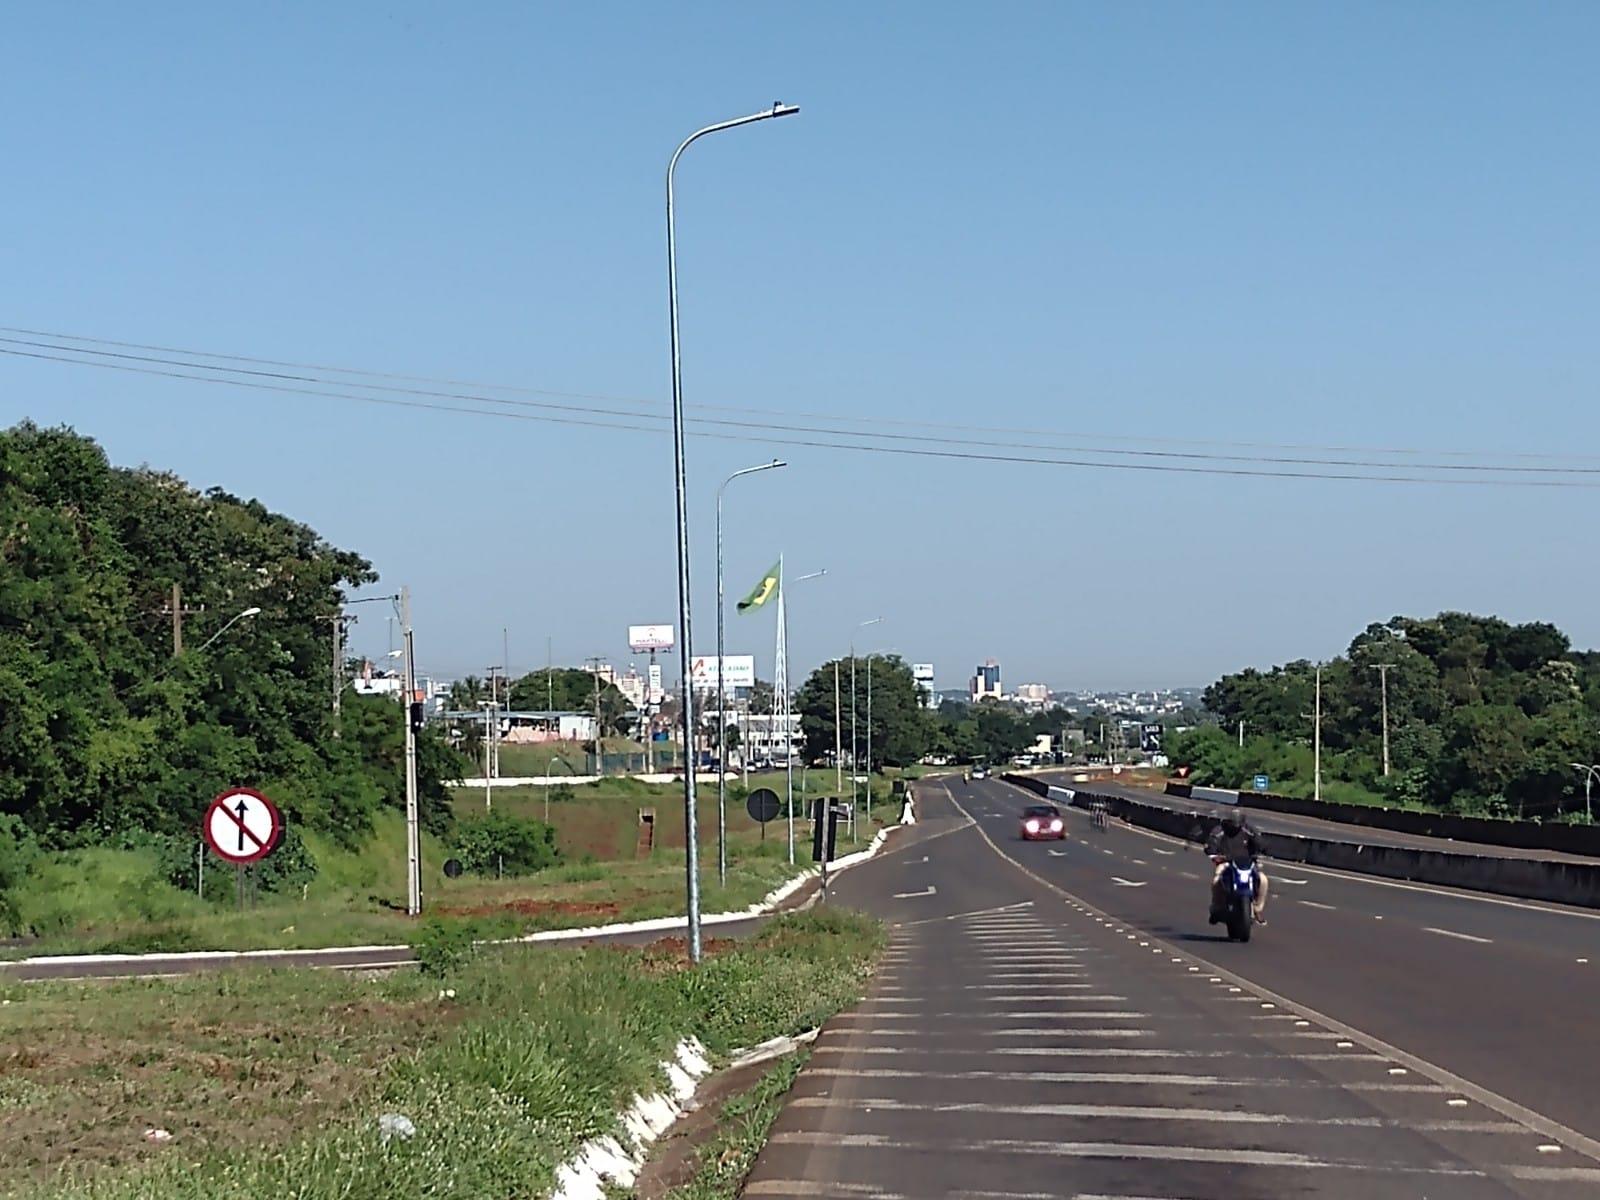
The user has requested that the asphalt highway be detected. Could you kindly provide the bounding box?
[742,777,1600,1198]
[1050,771,1600,864]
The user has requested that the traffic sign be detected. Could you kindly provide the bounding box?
[203,788,282,865]
[746,788,782,824]
[443,858,464,879]
[1253,774,1270,792]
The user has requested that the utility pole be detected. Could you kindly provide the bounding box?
[315,613,352,736]
[401,586,420,916]
[1314,663,1323,803]
[1375,663,1393,777]
[586,656,606,776]
[866,654,874,824]
[486,665,503,781]
[834,659,843,798]
[161,582,203,657]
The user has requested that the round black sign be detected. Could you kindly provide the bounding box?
[746,788,782,824]
[443,858,464,879]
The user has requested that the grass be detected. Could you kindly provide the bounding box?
[0,909,881,1198]
[2,772,901,959]
[660,1052,807,1200]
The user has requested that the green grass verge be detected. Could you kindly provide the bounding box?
[3,771,901,959]
[659,1052,807,1200]
[0,909,881,1199]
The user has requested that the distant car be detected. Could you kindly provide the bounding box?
[1021,804,1066,841]
[970,765,989,780]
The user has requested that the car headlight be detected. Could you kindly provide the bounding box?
[1024,820,1039,833]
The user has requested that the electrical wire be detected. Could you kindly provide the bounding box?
[7,343,1599,489]
[3,333,1596,479]
[6,323,1596,466]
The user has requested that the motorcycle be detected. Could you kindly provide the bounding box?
[1211,854,1260,943]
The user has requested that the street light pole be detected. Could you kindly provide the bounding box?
[850,617,883,821]
[1569,763,1597,824]
[1313,663,1323,805]
[716,460,786,887]
[545,755,569,823]
[667,102,799,965]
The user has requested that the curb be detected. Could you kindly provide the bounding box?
[8,800,914,972]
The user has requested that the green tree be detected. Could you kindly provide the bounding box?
[795,655,927,769]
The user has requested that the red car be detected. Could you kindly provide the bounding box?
[1021,804,1066,841]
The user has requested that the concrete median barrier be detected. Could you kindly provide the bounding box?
[1079,785,1600,910]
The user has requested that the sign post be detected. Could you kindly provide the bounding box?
[202,788,282,910]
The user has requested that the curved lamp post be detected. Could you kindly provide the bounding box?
[667,101,799,964]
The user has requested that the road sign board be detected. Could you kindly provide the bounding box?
[747,787,782,823]
[1253,774,1270,792]
[628,623,675,652]
[443,858,464,879]
[202,788,282,865]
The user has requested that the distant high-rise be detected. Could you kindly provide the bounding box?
[970,659,1002,701]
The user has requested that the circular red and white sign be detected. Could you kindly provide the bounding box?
[203,788,282,864]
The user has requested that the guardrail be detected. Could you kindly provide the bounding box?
[1164,781,1600,859]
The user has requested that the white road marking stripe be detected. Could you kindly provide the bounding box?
[789,1096,1520,1133]
[766,1132,1505,1176]
[1111,877,1146,887]
[1300,900,1337,910]
[1423,926,1492,944]
[1276,876,1309,885]
[818,1028,1151,1040]
[1151,847,1176,856]
[893,886,937,899]
[866,994,1127,1003]
[829,1011,1150,1020]
[812,1045,1390,1061]
[802,1068,1445,1091]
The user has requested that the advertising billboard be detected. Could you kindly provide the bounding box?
[628,624,676,652]
[912,663,935,683]
[647,662,664,704]
[689,654,755,691]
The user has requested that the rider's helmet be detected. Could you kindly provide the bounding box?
[1220,810,1241,833]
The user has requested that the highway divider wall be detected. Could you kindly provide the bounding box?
[1164,781,1600,859]
[1005,775,1600,909]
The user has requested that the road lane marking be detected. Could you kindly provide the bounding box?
[1111,877,1146,887]
[1423,926,1492,944]
[766,1132,1515,1176]
[943,783,1600,1164]
[896,900,1032,928]
[1048,848,1067,857]
[788,1096,1523,1133]
[803,1067,1446,1091]
[1299,900,1337,911]
[1276,876,1309,885]
[892,886,937,899]
[812,1044,1390,1061]
[1151,847,1175,856]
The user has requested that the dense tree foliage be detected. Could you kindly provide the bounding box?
[0,423,465,861]
[1172,613,1600,819]
[793,656,1072,769]
[505,667,635,735]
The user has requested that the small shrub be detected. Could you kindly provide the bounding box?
[413,919,478,977]
[452,812,558,876]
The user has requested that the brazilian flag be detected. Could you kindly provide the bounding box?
[737,561,781,613]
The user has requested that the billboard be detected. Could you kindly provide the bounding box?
[628,624,676,652]
[647,662,664,704]
[912,663,935,683]
[690,654,755,691]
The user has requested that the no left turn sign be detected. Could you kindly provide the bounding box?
[203,788,282,865]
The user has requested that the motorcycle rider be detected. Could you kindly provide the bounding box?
[1206,809,1268,925]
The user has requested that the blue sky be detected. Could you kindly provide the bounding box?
[4,2,1598,691]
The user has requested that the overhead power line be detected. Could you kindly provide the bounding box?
[6,323,1597,467]
[5,334,1598,490]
